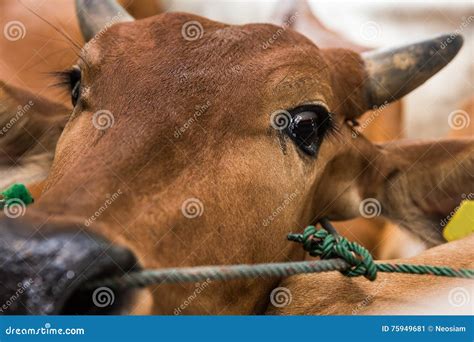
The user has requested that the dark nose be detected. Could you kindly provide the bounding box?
[0,216,139,315]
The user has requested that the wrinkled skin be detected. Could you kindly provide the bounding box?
[2,12,473,314]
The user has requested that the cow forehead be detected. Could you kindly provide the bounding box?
[78,13,334,133]
[82,12,323,74]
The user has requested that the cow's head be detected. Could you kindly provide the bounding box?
[1,0,472,315]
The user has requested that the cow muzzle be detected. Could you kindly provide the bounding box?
[0,217,139,315]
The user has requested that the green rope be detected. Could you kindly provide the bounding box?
[87,224,474,290]
[0,183,472,289]
[288,225,474,281]
[0,183,34,209]
[288,225,377,280]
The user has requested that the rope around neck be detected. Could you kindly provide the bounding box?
[87,222,474,290]
[1,184,472,290]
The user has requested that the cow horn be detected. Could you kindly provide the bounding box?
[75,0,134,42]
[363,34,463,108]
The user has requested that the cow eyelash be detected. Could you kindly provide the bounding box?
[51,66,81,106]
[51,67,80,90]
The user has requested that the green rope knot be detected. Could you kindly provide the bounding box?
[288,225,378,281]
[0,183,34,209]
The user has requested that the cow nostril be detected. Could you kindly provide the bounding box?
[59,275,136,315]
[55,245,140,315]
[0,217,139,315]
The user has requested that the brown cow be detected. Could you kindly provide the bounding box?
[1,0,412,260]
[0,0,471,315]
[0,0,407,258]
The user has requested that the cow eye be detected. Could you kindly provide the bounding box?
[69,66,81,106]
[285,104,334,156]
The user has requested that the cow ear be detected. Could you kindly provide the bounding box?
[317,136,473,247]
[358,139,473,246]
[0,81,69,167]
